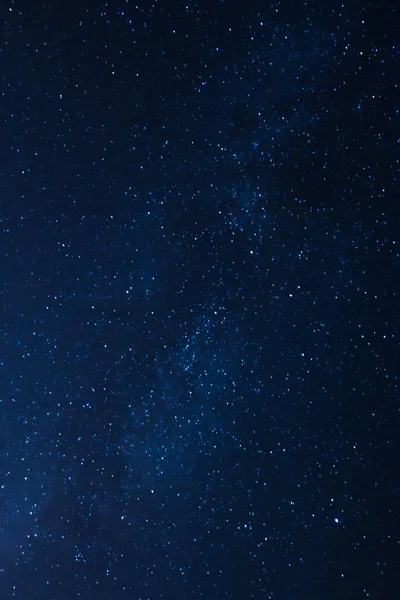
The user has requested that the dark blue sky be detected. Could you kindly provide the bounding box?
[0,1,398,598]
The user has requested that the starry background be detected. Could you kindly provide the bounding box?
[0,0,399,598]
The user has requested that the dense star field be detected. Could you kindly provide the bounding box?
[0,1,399,598]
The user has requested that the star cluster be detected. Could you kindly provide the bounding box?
[0,1,398,598]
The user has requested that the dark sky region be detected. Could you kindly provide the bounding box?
[0,1,399,599]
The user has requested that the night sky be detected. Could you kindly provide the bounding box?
[0,1,399,598]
